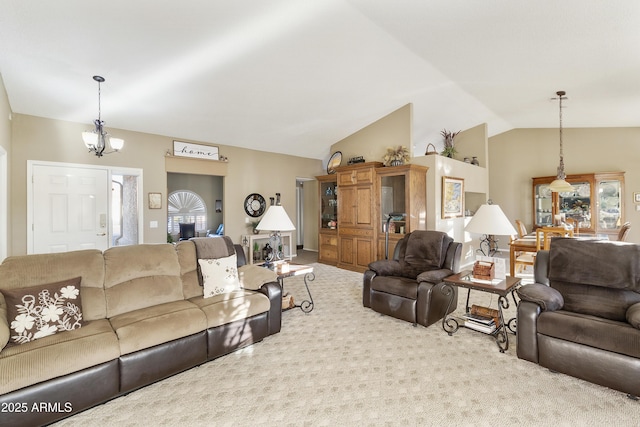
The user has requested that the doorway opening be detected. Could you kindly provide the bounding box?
[111,174,139,246]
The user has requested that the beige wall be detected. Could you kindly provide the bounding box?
[329,103,412,164]
[0,74,12,258]
[489,127,640,243]
[10,114,323,256]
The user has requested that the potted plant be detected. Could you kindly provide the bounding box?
[383,145,410,166]
[248,220,261,234]
[440,129,460,158]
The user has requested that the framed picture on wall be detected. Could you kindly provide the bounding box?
[634,192,640,203]
[442,176,464,219]
[148,192,162,209]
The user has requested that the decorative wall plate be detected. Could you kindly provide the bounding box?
[244,193,266,217]
[327,151,342,174]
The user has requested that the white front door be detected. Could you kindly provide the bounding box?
[31,164,109,254]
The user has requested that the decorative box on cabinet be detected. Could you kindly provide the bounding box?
[335,162,382,272]
[532,172,624,236]
[375,164,428,259]
[317,174,338,265]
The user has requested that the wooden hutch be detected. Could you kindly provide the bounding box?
[317,162,427,272]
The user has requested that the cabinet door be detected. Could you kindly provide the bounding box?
[356,186,373,226]
[355,238,374,270]
[338,186,356,227]
[339,236,354,265]
[597,179,622,231]
[534,183,553,227]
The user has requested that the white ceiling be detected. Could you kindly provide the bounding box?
[1,0,639,161]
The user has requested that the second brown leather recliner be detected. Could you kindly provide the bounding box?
[363,230,462,327]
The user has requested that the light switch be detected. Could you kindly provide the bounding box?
[150,221,158,228]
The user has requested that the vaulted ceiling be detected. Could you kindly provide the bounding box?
[1,1,639,161]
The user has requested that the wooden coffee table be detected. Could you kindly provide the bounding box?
[441,272,521,352]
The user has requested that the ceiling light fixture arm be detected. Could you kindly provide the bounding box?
[82,75,124,157]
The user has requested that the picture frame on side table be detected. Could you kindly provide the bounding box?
[148,192,162,209]
[442,176,464,219]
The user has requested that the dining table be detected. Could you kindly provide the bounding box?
[509,232,609,276]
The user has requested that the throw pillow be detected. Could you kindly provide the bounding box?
[199,254,241,298]
[2,277,84,345]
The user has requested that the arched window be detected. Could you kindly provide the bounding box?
[167,190,207,235]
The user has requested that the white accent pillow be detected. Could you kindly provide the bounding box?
[199,254,241,298]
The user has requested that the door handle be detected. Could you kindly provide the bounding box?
[97,233,106,236]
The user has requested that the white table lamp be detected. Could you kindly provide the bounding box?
[465,202,517,256]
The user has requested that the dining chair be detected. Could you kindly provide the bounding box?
[617,222,631,241]
[565,218,579,235]
[536,226,575,251]
[513,220,535,274]
[515,219,528,238]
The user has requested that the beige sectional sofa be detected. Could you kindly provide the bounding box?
[0,237,281,427]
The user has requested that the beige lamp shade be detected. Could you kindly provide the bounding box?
[465,204,517,236]
[255,205,295,231]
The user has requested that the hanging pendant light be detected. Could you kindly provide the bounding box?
[548,90,573,193]
[82,75,124,157]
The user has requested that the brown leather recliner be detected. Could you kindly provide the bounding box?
[517,238,640,398]
[363,230,462,327]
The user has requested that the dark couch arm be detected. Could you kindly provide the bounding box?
[516,283,564,364]
[256,281,282,335]
[368,259,403,276]
[516,283,564,312]
[416,269,453,285]
[627,302,640,329]
[363,270,376,307]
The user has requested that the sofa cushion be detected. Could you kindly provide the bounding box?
[628,302,640,329]
[371,276,418,300]
[549,239,640,291]
[401,231,451,279]
[2,277,84,345]
[108,300,207,355]
[551,280,640,322]
[0,319,120,394]
[0,249,106,321]
[538,310,640,359]
[103,244,183,318]
[189,290,270,329]
[175,240,202,300]
[199,255,240,297]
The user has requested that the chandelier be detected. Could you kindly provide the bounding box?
[82,75,124,157]
[548,90,573,193]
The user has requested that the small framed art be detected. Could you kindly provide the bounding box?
[148,192,162,209]
[634,192,640,204]
[442,176,464,219]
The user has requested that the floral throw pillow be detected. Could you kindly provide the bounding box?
[198,255,240,298]
[2,277,84,345]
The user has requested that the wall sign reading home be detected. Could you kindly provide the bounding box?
[173,141,219,160]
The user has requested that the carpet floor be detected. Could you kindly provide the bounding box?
[54,263,638,426]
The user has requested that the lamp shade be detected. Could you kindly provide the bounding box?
[548,178,573,193]
[465,204,517,236]
[255,205,295,231]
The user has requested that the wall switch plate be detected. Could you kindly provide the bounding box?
[150,221,158,228]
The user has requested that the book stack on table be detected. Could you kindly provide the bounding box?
[462,305,500,334]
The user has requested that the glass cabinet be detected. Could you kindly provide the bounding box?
[316,174,338,265]
[532,172,624,236]
[375,164,427,258]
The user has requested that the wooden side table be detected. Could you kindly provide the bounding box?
[441,272,521,352]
